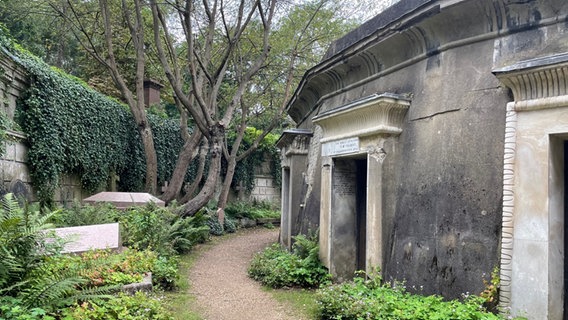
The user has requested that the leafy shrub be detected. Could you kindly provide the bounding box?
[0,194,56,291]
[0,296,52,320]
[152,256,179,291]
[117,203,209,257]
[248,234,330,288]
[61,292,174,320]
[207,215,224,236]
[223,217,237,233]
[225,201,280,220]
[49,202,119,227]
[315,272,502,320]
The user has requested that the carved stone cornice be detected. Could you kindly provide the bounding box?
[276,129,313,168]
[492,52,568,314]
[493,53,568,112]
[312,93,410,143]
[287,0,568,124]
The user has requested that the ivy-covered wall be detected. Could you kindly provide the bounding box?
[0,26,281,206]
[0,28,195,205]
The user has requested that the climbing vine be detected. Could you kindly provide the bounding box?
[227,127,281,192]
[0,27,279,204]
[0,28,195,205]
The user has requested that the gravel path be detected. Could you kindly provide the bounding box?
[189,227,301,320]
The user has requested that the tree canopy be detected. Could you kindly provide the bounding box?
[1,0,385,215]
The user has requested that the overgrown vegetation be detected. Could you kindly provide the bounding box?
[61,292,173,320]
[225,201,281,220]
[0,27,281,206]
[248,234,330,288]
[0,193,118,318]
[248,232,515,319]
[0,192,227,319]
[315,271,505,320]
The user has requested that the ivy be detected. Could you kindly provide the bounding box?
[0,28,194,205]
[228,127,281,192]
[0,26,280,205]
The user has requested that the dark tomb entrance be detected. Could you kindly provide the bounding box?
[331,157,367,280]
[356,159,367,271]
[564,140,568,320]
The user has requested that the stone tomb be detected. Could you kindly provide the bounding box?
[83,192,165,210]
[48,222,120,254]
[493,52,568,319]
[313,93,409,281]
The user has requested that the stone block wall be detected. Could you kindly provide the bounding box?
[250,174,279,204]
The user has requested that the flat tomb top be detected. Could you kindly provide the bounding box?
[47,222,120,254]
[82,192,165,209]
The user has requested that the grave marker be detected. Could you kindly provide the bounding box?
[47,223,120,254]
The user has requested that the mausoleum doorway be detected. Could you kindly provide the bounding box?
[313,93,410,281]
[330,156,368,276]
[494,53,568,319]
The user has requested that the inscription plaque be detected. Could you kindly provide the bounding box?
[322,137,360,156]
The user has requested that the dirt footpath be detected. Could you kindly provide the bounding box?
[189,228,302,320]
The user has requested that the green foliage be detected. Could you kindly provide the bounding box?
[315,271,503,320]
[49,202,119,227]
[480,266,500,313]
[116,203,210,257]
[0,193,117,317]
[152,256,179,291]
[0,108,10,156]
[39,249,153,287]
[248,234,330,288]
[61,292,174,320]
[0,296,53,320]
[228,127,281,193]
[223,217,237,234]
[0,28,195,205]
[0,193,56,292]
[206,214,224,236]
[225,201,280,220]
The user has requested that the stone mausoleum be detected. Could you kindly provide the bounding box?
[277,0,568,318]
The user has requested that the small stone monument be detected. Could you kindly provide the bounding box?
[48,222,120,254]
[82,192,165,210]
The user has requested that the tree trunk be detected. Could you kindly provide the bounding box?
[180,143,209,204]
[160,130,203,203]
[139,123,158,194]
[179,127,224,217]
[216,155,237,225]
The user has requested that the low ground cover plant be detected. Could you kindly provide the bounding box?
[61,292,173,320]
[38,249,160,288]
[248,234,330,288]
[315,271,507,320]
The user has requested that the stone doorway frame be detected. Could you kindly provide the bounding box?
[493,53,568,319]
[276,129,313,249]
[313,93,410,279]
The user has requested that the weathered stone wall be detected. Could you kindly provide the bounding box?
[285,0,568,307]
[250,174,279,204]
[250,157,280,204]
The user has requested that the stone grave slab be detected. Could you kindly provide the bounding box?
[48,222,120,254]
[83,192,165,210]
